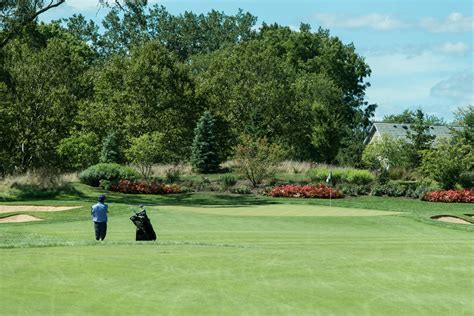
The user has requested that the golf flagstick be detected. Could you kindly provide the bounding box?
[326,171,333,207]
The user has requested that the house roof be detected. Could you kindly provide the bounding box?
[363,122,464,145]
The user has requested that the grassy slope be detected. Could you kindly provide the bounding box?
[0,184,473,315]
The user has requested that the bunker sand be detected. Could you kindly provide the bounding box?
[431,215,472,225]
[160,204,402,217]
[0,214,43,223]
[0,205,81,214]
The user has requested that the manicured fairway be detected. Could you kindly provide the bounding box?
[159,204,403,217]
[0,190,473,315]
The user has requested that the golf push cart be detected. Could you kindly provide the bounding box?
[130,205,157,241]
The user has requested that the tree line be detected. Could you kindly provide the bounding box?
[0,1,392,176]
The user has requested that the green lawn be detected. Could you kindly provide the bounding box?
[0,185,473,315]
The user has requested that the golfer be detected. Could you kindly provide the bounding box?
[91,194,108,241]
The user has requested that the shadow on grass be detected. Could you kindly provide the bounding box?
[108,192,279,207]
[2,183,87,202]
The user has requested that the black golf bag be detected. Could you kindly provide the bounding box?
[130,207,156,241]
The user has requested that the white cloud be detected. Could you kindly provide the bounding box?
[314,12,473,33]
[436,42,469,55]
[66,0,100,9]
[314,13,405,31]
[430,71,474,104]
[365,51,465,77]
[364,51,470,120]
[420,12,473,33]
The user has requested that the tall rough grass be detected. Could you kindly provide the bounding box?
[307,166,375,185]
[276,160,315,174]
[0,172,78,188]
[0,172,80,199]
[151,163,193,177]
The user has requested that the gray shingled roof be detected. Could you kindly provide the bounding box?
[363,122,464,145]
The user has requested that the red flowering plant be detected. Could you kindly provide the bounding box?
[270,184,343,199]
[110,180,181,194]
[422,189,473,203]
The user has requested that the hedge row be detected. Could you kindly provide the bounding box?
[79,163,140,187]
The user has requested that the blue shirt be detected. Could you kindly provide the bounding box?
[91,202,108,223]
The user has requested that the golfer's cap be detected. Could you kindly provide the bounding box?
[98,194,106,201]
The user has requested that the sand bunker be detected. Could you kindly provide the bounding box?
[0,205,81,214]
[0,214,43,223]
[464,214,474,218]
[431,215,472,225]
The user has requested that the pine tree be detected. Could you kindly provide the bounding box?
[100,132,121,163]
[191,111,221,173]
[406,109,435,167]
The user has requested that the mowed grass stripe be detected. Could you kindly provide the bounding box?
[158,204,403,217]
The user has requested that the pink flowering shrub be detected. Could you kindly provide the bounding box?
[110,180,181,194]
[422,189,473,203]
[270,184,343,199]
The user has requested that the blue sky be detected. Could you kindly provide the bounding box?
[42,0,473,121]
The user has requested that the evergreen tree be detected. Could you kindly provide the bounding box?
[191,111,220,173]
[406,109,435,167]
[100,132,121,163]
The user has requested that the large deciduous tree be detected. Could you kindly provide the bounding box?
[77,40,200,160]
[1,0,66,48]
[194,25,374,162]
[1,25,94,172]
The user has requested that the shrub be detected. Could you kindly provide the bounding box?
[306,167,332,183]
[110,180,181,194]
[99,179,112,190]
[230,185,252,194]
[79,163,140,187]
[271,184,343,199]
[370,181,408,197]
[412,185,432,200]
[370,184,384,196]
[419,138,473,189]
[193,177,212,191]
[165,165,182,183]
[220,174,237,188]
[345,169,375,185]
[376,169,390,185]
[362,135,411,171]
[422,189,473,203]
[125,132,170,179]
[234,135,286,187]
[336,183,371,196]
[307,167,374,185]
[388,167,417,181]
[459,172,474,189]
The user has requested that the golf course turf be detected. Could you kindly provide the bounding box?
[0,186,473,315]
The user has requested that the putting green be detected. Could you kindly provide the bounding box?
[158,204,403,217]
